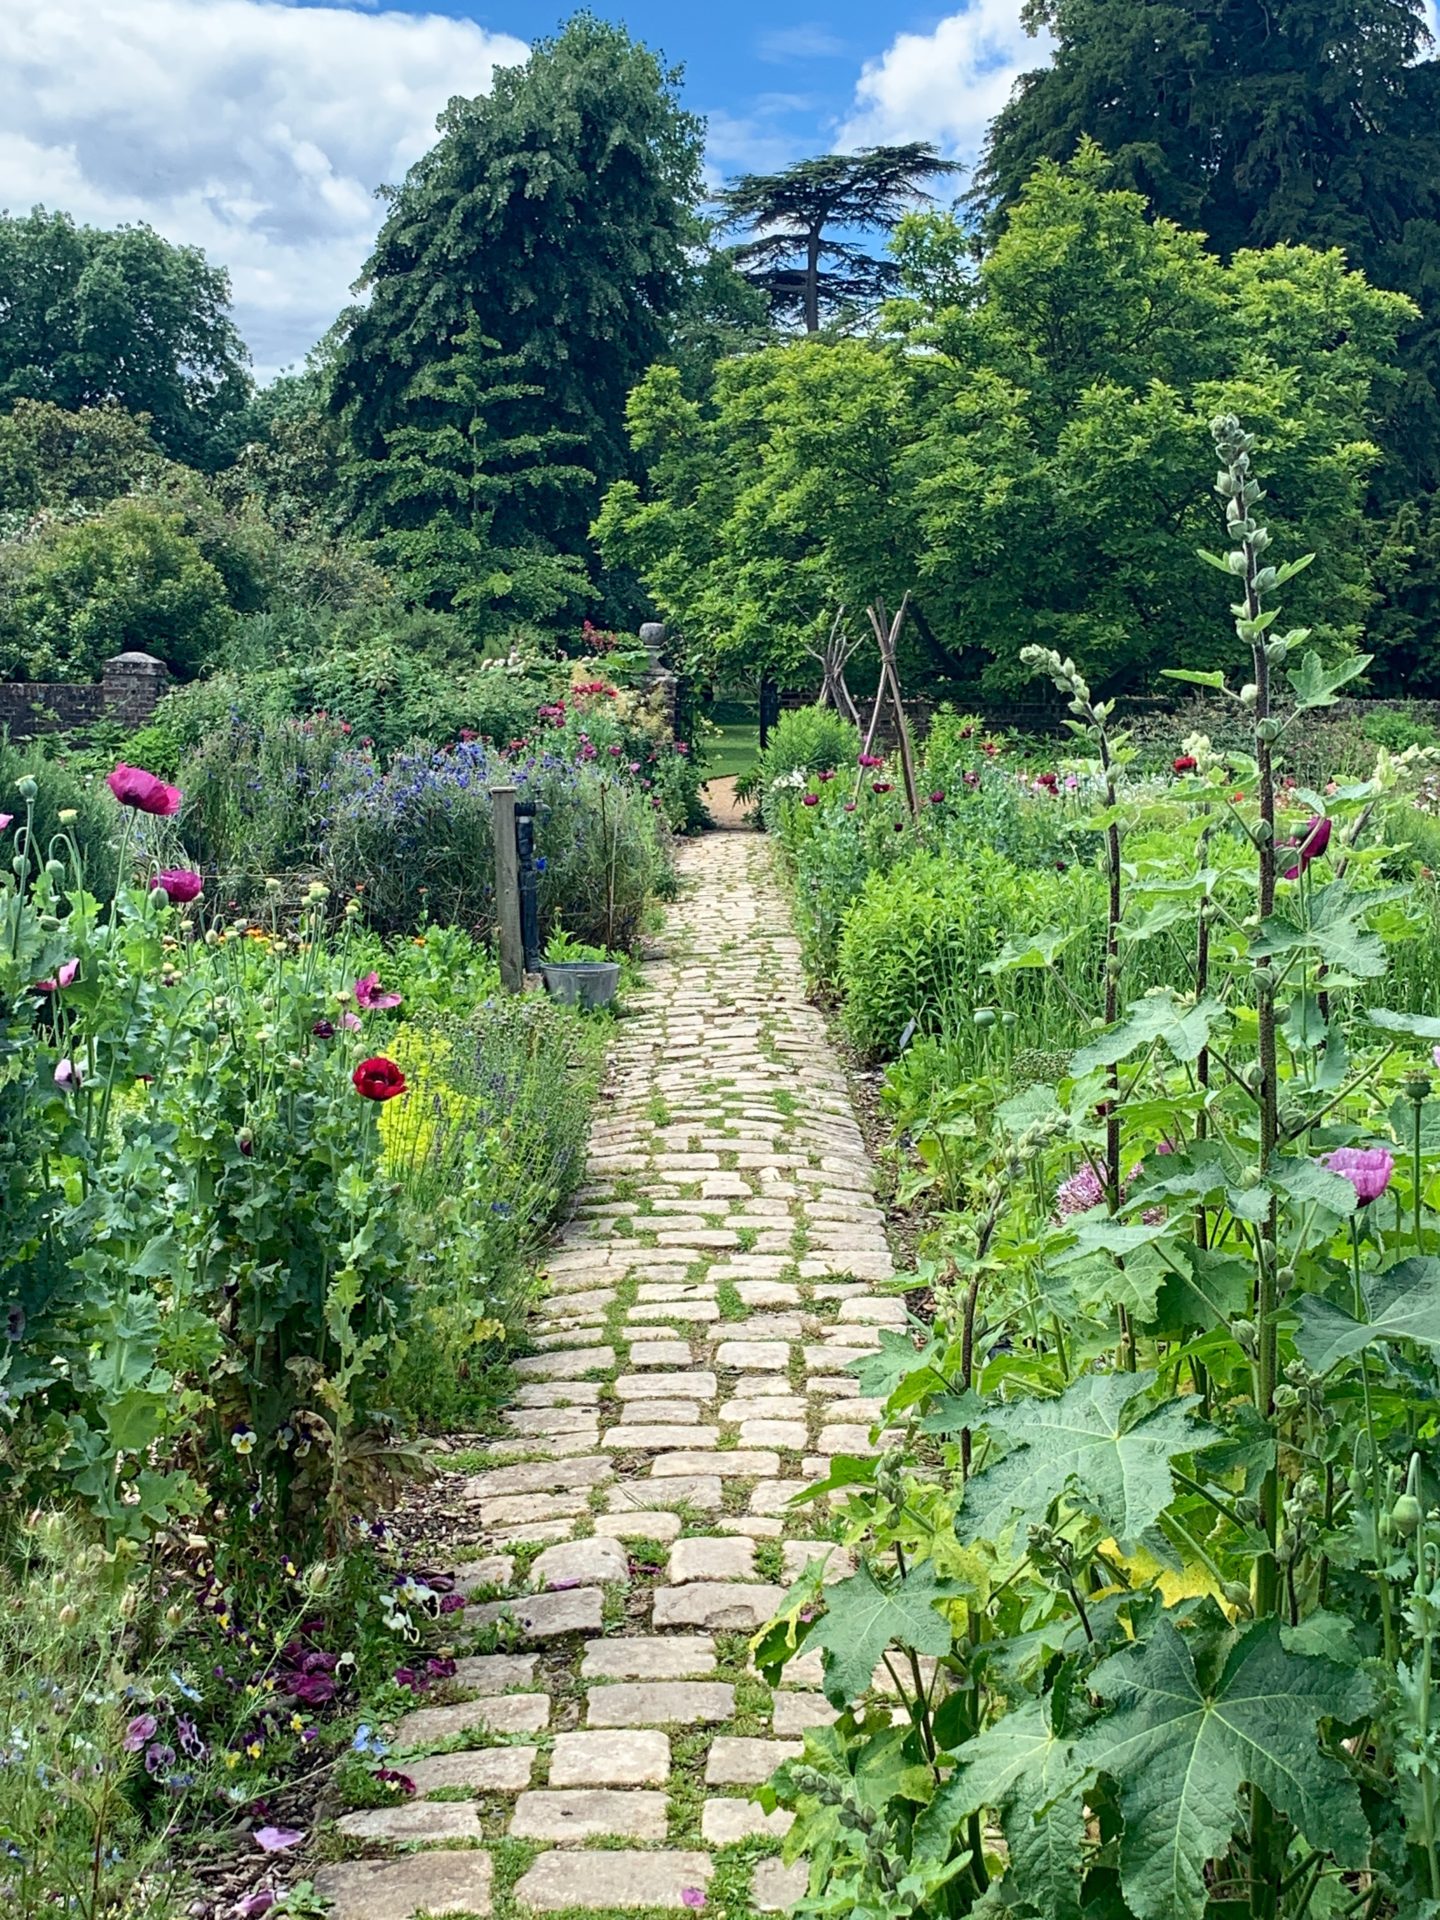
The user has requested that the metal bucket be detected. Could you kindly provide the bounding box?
[540,961,621,1010]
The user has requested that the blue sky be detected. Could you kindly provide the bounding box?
[0,0,1046,374]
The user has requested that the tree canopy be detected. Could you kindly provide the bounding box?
[976,0,1440,491]
[716,144,960,333]
[330,13,705,615]
[0,209,251,470]
[598,151,1414,695]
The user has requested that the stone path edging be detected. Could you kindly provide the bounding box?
[319,833,897,1918]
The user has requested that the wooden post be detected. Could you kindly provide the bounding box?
[490,783,523,993]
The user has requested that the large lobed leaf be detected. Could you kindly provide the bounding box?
[802,1559,963,1708]
[1072,1617,1371,1920]
[1293,1255,1440,1373]
[961,1371,1207,1553]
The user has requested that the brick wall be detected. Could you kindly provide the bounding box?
[0,652,169,739]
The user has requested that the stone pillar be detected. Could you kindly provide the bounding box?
[101,652,169,727]
[637,623,678,734]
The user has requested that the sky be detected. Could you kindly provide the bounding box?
[0,0,1053,379]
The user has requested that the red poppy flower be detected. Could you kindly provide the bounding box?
[1036,771,1059,792]
[872,781,893,794]
[108,764,181,816]
[353,1057,407,1101]
[1173,754,1197,773]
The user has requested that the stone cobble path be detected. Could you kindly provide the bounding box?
[319,833,897,1917]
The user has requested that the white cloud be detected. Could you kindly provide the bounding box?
[757,25,849,64]
[838,0,1051,162]
[0,0,528,379]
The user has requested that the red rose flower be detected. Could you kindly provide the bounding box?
[107,764,181,816]
[353,1057,407,1101]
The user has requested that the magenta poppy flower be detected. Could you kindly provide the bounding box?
[929,789,945,804]
[801,794,819,808]
[680,1893,705,1911]
[35,958,80,992]
[157,869,203,904]
[843,801,857,813]
[108,764,181,816]
[353,972,401,1011]
[1284,815,1332,880]
[817,768,835,782]
[858,753,884,769]
[1323,1146,1394,1205]
[872,781,893,794]
[235,1896,277,1918]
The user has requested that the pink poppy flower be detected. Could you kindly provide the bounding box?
[1323,1146,1394,1205]
[157,869,203,904]
[1283,815,1332,880]
[0,813,12,830]
[253,1826,304,1853]
[107,764,181,816]
[54,1058,81,1088]
[680,1893,705,1910]
[340,1011,362,1032]
[35,958,80,992]
[354,972,402,1011]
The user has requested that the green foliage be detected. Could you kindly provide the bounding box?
[0,497,235,681]
[0,399,164,517]
[0,207,251,469]
[0,1515,189,1920]
[759,426,1440,1919]
[344,322,592,636]
[603,153,1412,694]
[1075,1618,1371,1920]
[976,0,1440,493]
[332,15,704,594]
[0,737,117,903]
[717,143,959,333]
[380,985,602,1429]
[837,849,1087,1059]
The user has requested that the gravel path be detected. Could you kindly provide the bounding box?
[318,832,897,1918]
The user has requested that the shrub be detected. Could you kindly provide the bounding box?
[755,705,859,827]
[381,989,601,1428]
[326,741,668,947]
[0,498,235,681]
[837,847,1094,1059]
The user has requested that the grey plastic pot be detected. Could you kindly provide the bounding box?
[540,961,621,1010]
